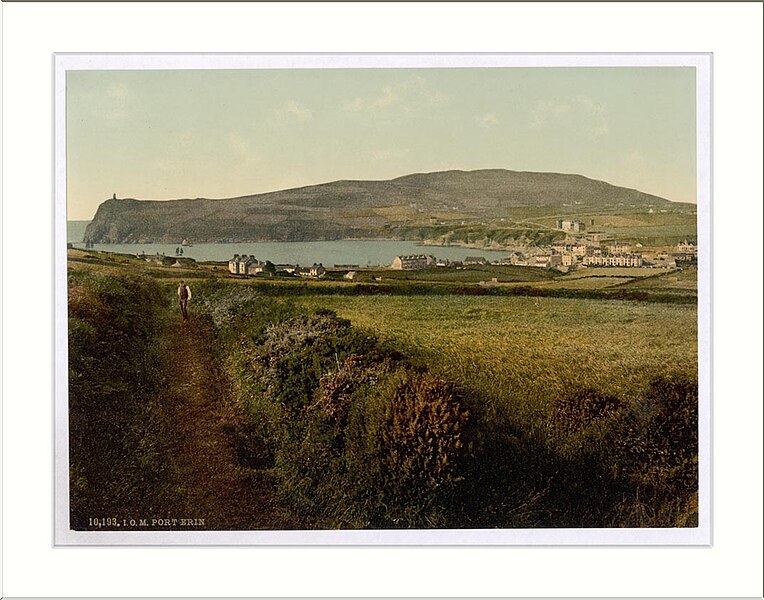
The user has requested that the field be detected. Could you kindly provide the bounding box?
[522,268,697,295]
[67,249,700,529]
[531,209,697,245]
[331,264,559,284]
[398,207,698,249]
[294,295,698,427]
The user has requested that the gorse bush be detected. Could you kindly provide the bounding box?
[360,370,474,526]
[199,283,699,529]
[256,314,384,415]
[203,290,476,528]
[542,375,699,526]
[312,354,389,425]
[615,374,698,496]
[377,371,471,499]
[263,315,351,363]
[192,281,263,327]
[258,315,339,414]
[274,365,474,528]
[551,387,623,435]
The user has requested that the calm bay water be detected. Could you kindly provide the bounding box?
[67,221,508,266]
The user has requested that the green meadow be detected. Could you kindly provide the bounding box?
[294,295,698,427]
[68,250,700,529]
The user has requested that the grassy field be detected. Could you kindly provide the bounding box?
[67,251,700,528]
[617,269,699,292]
[66,250,698,430]
[528,210,697,246]
[523,268,697,294]
[295,294,698,428]
[331,264,559,284]
[530,276,635,290]
[534,211,696,230]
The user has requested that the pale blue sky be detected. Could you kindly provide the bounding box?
[67,67,696,219]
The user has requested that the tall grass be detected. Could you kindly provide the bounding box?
[192,281,475,528]
[68,271,172,528]
[197,285,698,528]
[294,295,697,426]
[68,267,699,529]
[293,294,699,526]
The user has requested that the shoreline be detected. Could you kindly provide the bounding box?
[416,240,517,253]
[70,238,516,254]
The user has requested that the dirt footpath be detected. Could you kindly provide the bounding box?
[160,316,294,530]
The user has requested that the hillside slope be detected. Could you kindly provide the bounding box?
[84,169,682,243]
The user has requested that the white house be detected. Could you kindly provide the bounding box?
[582,253,643,267]
[675,240,697,254]
[607,241,632,254]
[229,254,266,275]
[556,220,587,233]
[561,254,578,267]
[391,254,436,270]
[297,264,326,278]
[533,253,562,268]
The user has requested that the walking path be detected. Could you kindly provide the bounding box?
[159,315,294,530]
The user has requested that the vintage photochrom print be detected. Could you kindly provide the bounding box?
[54,54,710,545]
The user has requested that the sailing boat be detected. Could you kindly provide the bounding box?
[181,239,192,247]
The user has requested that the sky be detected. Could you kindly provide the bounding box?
[66,67,697,220]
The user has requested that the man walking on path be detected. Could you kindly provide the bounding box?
[178,280,192,322]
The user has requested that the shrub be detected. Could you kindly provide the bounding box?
[252,312,393,416]
[544,378,698,526]
[262,314,350,362]
[343,369,475,527]
[311,354,390,425]
[192,282,263,327]
[256,315,353,413]
[215,298,475,528]
[551,387,623,435]
[615,375,698,496]
[379,371,472,497]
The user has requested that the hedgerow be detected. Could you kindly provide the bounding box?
[195,286,476,528]
[68,272,170,529]
[197,282,698,529]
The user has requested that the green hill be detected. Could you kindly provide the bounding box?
[84,169,686,243]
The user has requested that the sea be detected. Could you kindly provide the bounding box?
[67,221,510,267]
